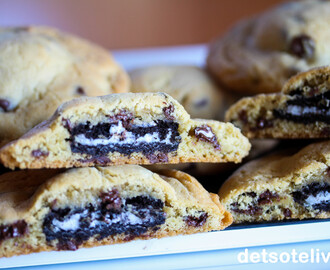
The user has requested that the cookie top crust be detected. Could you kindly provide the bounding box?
[207,0,330,94]
[129,65,225,120]
[0,26,130,145]
[219,141,330,201]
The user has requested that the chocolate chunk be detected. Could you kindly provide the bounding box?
[244,192,257,198]
[146,152,169,164]
[0,220,28,241]
[0,99,10,112]
[289,34,315,59]
[78,156,111,165]
[283,208,292,218]
[194,99,208,108]
[43,193,166,249]
[238,110,248,124]
[76,86,86,95]
[100,189,122,211]
[163,104,175,120]
[257,190,279,205]
[31,149,49,158]
[193,125,220,150]
[185,212,208,227]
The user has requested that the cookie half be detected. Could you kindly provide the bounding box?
[219,141,330,223]
[0,165,232,257]
[0,26,130,146]
[130,65,225,120]
[0,93,250,169]
[207,0,330,94]
[226,66,330,138]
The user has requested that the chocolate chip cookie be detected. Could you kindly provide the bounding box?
[207,0,330,94]
[0,26,130,146]
[0,92,250,169]
[226,66,330,138]
[219,141,330,223]
[130,65,225,120]
[0,165,232,257]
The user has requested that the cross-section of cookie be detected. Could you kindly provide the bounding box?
[0,93,250,169]
[219,141,330,223]
[0,165,232,257]
[226,66,330,138]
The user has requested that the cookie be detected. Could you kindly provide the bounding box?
[0,92,251,169]
[207,0,330,94]
[0,165,232,257]
[219,141,330,223]
[225,66,330,138]
[130,65,225,120]
[0,26,130,146]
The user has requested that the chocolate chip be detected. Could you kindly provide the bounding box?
[108,110,134,129]
[0,99,11,112]
[238,110,248,124]
[57,240,78,251]
[146,152,169,164]
[76,86,86,95]
[185,212,208,227]
[289,34,315,59]
[193,125,220,150]
[255,117,273,129]
[31,149,49,158]
[78,156,111,165]
[0,220,28,241]
[194,99,208,108]
[231,203,262,216]
[100,189,122,212]
[257,190,279,205]
[163,104,175,120]
[283,208,292,218]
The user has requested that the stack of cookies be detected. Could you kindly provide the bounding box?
[206,0,330,224]
[0,27,251,257]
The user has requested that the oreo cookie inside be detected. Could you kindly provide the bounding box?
[43,190,166,250]
[67,112,181,157]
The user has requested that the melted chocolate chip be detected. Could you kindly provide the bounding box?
[57,240,78,251]
[289,34,315,59]
[0,99,10,112]
[255,117,273,129]
[100,189,122,212]
[283,208,292,218]
[163,104,175,120]
[146,152,169,164]
[78,156,111,165]
[193,125,220,150]
[108,110,134,128]
[257,190,279,205]
[231,203,262,216]
[0,220,28,241]
[238,110,248,124]
[76,86,86,95]
[31,149,49,158]
[185,212,208,227]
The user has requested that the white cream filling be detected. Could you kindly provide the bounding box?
[52,212,83,231]
[286,105,330,116]
[305,191,330,206]
[195,128,214,139]
[74,120,173,146]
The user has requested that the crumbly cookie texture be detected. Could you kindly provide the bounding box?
[225,66,330,138]
[0,92,250,169]
[207,0,330,94]
[0,26,130,146]
[219,141,330,223]
[0,165,232,257]
[129,65,225,120]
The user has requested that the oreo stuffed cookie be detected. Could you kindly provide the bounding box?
[207,0,330,94]
[0,26,130,146]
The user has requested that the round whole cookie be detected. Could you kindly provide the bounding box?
[0,26,130,146]
[207,0,330,95]
[129,65,225,120]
